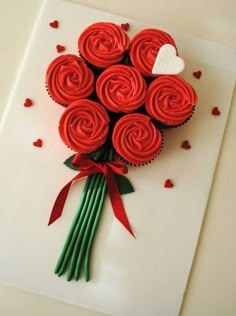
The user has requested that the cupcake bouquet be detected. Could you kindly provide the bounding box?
[46,22,197,281]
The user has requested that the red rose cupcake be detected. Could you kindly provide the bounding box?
[96,65,147,113]
[59,99,110,154]
[78,22,130,69]
[145,75,197,127]
[112,113,162,165]
[46,54,94,106]
[129,29,177,77]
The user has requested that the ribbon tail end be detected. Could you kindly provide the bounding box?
[47,182,72,227]
[48,215,58,226]
[127,226,136,239]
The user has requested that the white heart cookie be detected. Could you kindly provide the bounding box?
[152,44,185,75]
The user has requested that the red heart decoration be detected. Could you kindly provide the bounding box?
[164,179,174,188]
[212,106,221,116]
[193,71,202,79]
[49,20,59,28]
[56,45,65,53]
[121,23,129,31]
[181,140,191,150]
[24,98,33,107]
[33,139,43,148]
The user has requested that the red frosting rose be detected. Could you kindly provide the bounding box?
[145,75,197,126]
[46,54,94,106]
[112,113,162,165]
[129,29,177,77]
[59,99,110,153]
[78,22,130,68]
[96,65,147,113]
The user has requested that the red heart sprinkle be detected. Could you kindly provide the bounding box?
[33,139,43,147]
[193,71,202,79]
[49,20,59,28]
[121,23,129,31]
[24,98,33,107]
[164,179,174,188]
[212,106,221,116]
[56,45,65,53]
[181,140,191,150]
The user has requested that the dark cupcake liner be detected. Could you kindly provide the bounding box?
[134,102,196,130]
[45,83,67,107]
[45,83,96,107]
[153,106,196,130]
[61,139,111,160]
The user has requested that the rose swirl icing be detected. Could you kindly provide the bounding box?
[129,28,177,77]
[46,54,94,106]
[59,99,110,154]
[96,65,147,113]
[78,22,130,68]
[145,75,198,126]
[112,113,162,165]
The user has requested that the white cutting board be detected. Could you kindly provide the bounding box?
[0,0,235,315]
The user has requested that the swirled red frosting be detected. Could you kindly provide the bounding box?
[59,99,110,153]
[96,65,147,113]
[46,54,94,105]
[129,29,177,77]
[145,75,198,126]
[112,113,162,164]
[78,22,130,68]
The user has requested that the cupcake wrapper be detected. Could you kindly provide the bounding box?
[45,83,97,107]
[45,83,67,107]
[153,106,196,129]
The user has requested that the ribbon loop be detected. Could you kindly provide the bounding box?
[48,154,135,237]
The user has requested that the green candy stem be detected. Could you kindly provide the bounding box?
[84,177,107,281]
[73,175,106,281]
[54,175,92,274]
[67,149,110,280]
[66,173,103,281]
[56,174,98,276]
[83,146,114,281]
[54,147,113,281]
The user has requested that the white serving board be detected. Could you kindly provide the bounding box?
[0,0,235,315]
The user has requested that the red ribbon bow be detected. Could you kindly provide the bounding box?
[48,154,135,237]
